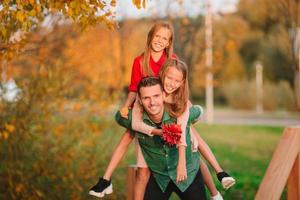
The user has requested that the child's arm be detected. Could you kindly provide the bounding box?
[176,145,187,183]
[176,101,193,147]
[132,97,154,135]
[120,91,137,119]
[175,101,194,183]
[132,97,162,136]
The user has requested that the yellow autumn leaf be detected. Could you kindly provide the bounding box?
[70,1,77,9]
[73,102,82,111]
[36,4,42,12]
[36,189,44,197]
[80,3,87,10]
[16,11,25,22]
[29,9,36,17]
[142,0,146,8]
[7,51,15,60]
[132,0,141,9]
[15,183,24,193]
[5,124,15,133]
[2,131,9,140]
[110,0,116,7]
[55,124,64,135]
[0,26,7,37]
[90,124,98,132]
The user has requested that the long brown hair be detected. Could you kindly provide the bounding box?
[159,59,189,118]
[141,21,174,76]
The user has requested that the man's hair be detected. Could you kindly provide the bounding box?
[137,77,163,96]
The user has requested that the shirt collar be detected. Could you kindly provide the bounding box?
[142,108,172,125]
[150,51,166,66]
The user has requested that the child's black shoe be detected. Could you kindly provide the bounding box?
[217,171,236,190]
[89,177,113,198]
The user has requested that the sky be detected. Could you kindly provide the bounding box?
[116,0,239,19]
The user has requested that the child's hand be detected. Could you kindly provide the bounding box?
[120,106,129,119]
[176,160,187,183]
[152,129,162,136]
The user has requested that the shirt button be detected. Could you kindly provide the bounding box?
[167,166,170,169]
[165,154,168,157]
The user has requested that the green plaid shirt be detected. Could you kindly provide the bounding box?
[115,105,202,192]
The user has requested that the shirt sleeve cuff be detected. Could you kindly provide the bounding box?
[192,105,204,123]
[176,143,187,148]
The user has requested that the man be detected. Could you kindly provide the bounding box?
[115,77,207,200]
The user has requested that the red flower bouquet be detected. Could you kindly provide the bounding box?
[161,123,182,146]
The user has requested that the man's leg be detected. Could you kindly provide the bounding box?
[177,170,207,200]
[134,167,150,200]
[143,174,172,200]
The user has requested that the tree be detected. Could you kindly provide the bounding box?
[0,0,147,60]
[238,0,300,109]
[271,0,300,109]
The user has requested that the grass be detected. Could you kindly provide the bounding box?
[0,111,285,199]
[95,122,284,200]
[193,124,283,200]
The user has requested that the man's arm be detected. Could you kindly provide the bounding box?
[115,110,133,130]
[188,105,204,123]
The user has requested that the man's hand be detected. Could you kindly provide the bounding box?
[176,160,187,183]
[120,106,129,119]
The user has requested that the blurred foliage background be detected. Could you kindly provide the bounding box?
[0,0,299,199]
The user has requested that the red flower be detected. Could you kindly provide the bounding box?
[161,123,182,146]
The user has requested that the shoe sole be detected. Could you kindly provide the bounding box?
[89,184,113,198]
[222,177,235,190]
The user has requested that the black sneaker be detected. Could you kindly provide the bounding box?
[89,177,113,198]
[217,171,235,190]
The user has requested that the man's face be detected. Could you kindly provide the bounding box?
[139,84,164,118]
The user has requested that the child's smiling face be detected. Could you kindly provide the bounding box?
[163,67,184,95]
[150,27,171,53]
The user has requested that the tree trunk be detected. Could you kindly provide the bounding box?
[294,69,300,110]
[1,59,7,82]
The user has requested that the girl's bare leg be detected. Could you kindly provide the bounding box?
[191,125,226,199]
[134,167,150,200]
[103,129,134,180]
[191,125,222,173]
[200,160,218,196]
